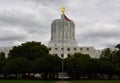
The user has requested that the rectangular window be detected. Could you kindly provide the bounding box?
[86,48,89,51]
[67,48,70,51]
[67,54,70,58]
[55,48,58,50]
[74,48,76,51]
[61,54,64,57]
[49,48,51,51]
[80,48,83,51]
[61,48,64,51]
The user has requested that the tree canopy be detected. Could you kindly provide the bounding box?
[8,41,49,60]
[0,52,5,60]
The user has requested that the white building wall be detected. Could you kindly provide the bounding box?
[0,46,102,58]
[48,46,101,58]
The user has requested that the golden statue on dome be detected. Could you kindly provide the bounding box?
[61,6,65,14]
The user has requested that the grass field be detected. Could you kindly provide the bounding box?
[0,80,120,83]
[0,80,53,83]
[70,80,120,83]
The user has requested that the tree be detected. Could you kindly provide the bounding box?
[8,41,49,60]
[0,52,6,77]
[100,48,116,64]
[31,55,61,79]
[100,48,112,59]
[0,60,6,75]
[98,59,115,79]
[65,53,91,79]
[3,58,30,79]
[115,44,120,50]
[113,50,120,67]
[83,58,99,79]
[0,52,5,60]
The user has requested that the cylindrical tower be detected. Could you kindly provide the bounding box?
[48,14,77,47]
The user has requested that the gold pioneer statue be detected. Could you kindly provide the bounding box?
[61,6,65,14]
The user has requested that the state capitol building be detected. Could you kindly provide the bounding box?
[0,7,102,58]
[48,7,101,58]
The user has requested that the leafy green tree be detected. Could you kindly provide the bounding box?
[98,59,115,79]
[100,48,112,59]
[0,60,6,75]
[83,58,99,79]
[113,51,120,66]
[3,58,30,78]
[115,44,120,49]
[112,44,120,78]
[8,41,49,60]
[31,55,61,79]
[100,48,116,64]
[65,53,91,79]
[0,52,5,60]
[0,52,6,77]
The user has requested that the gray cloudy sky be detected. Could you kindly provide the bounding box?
[0,0,120,49]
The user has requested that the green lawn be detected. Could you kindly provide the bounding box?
[0,80,53,83]
[0,80,120,83]
[70,80,120,83]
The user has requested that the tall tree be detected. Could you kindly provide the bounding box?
[31,55,61,79]
[3,58,30,78]
[0,52,5,60]
[100,48,116,63]
[65,53,91,79]
[100,48,112,60]
[115,44,120,50]
[8,41,49,60]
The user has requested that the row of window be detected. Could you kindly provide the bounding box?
[49,47,90,51]
[55,54,70,58]
[61,54,71,58]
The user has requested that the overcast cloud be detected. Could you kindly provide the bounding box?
[0,0,120,49]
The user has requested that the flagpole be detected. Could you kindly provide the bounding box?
[61,6,65,81]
